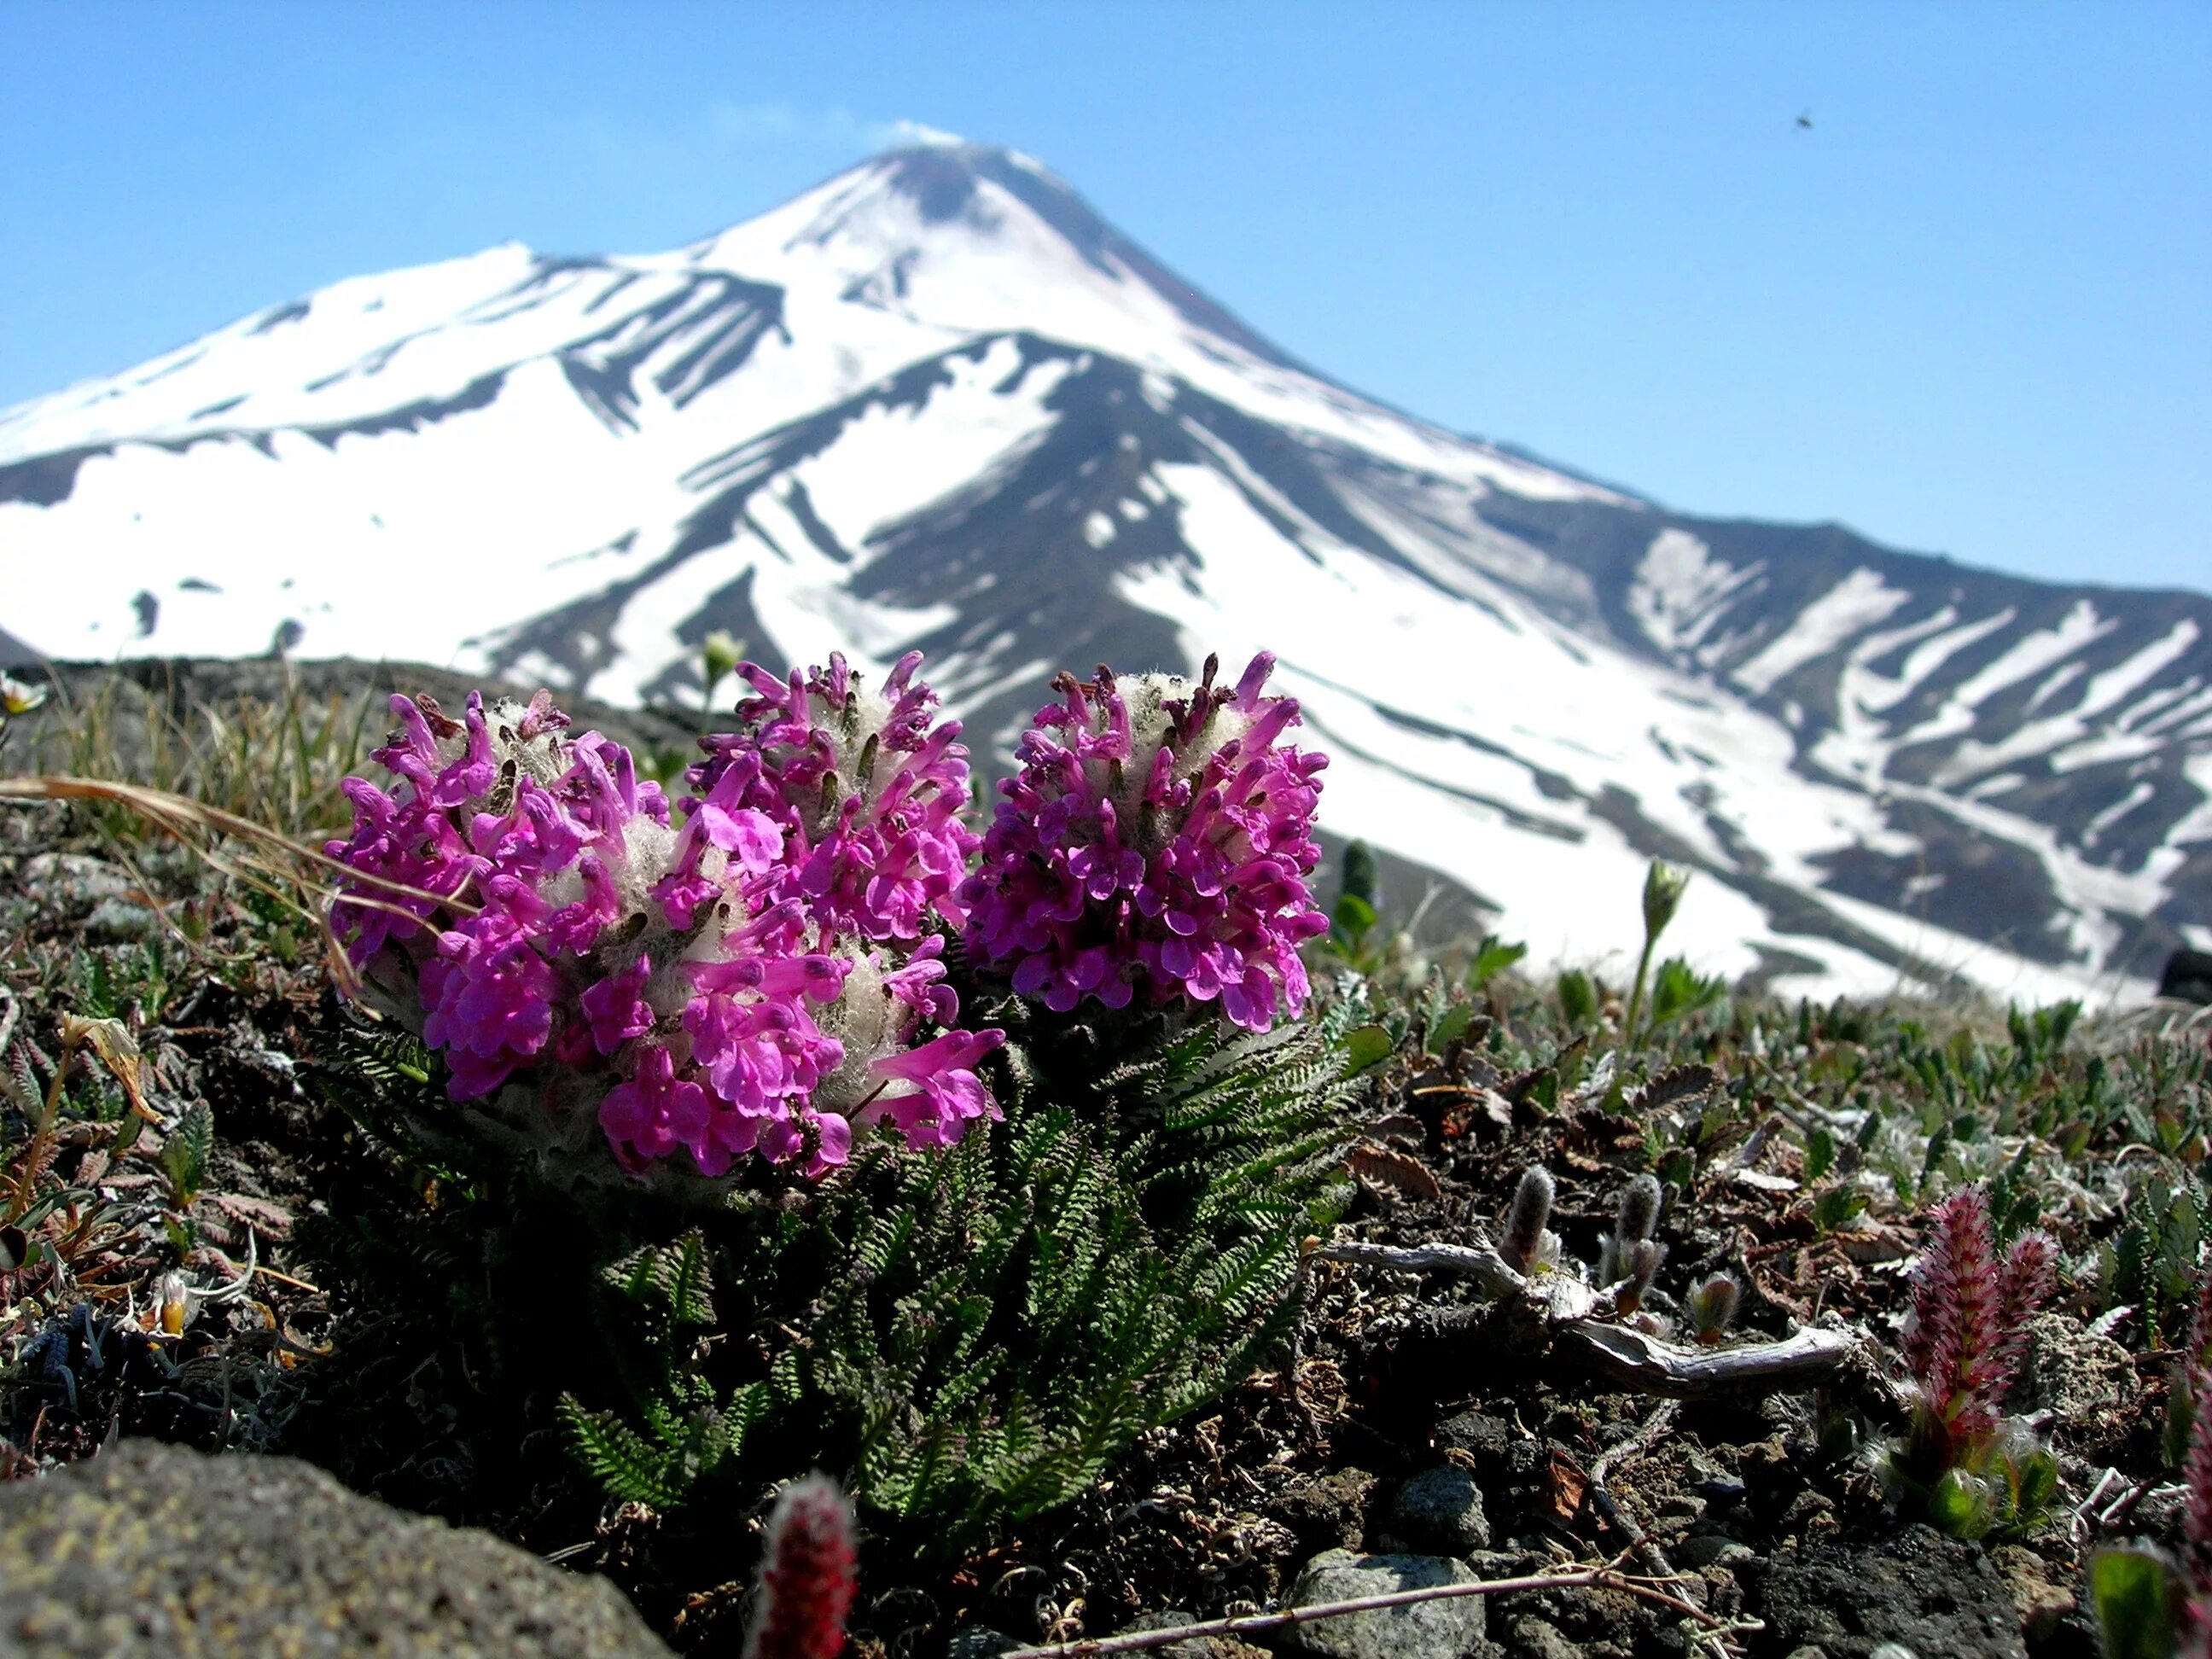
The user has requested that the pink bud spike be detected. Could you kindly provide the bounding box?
[743,1473,858,1659]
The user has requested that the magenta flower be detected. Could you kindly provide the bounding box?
[959,652,1329,1030]
[579,952,655,1055]
[598,1042,714,1172]
[418,931,564,1098]
[860,1027,1008,1150]
[328,678,1004,1186]
[325,690,665,964]
[690,650,979,942]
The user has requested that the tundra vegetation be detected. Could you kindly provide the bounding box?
[2,651,2209,1658]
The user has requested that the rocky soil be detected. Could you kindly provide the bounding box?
[2,659,2205,1659]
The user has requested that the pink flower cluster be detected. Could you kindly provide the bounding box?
[687,652,978,943]
[327,669,1001,1184]
[327,643,1338,1176]
[1901,1185,2058,1458]
[958,652,1330,1030]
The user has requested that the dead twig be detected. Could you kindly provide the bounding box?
[1562,1319,1860,1399]
[1314,1238,1861,1399]
[1313,1237,1529,1301]
[996,1548,1718,1657]
[1587,1400,1693,1604]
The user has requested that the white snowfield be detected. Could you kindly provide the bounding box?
[3,137,2203,1004]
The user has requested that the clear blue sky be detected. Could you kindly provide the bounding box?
[3,2,2205,591]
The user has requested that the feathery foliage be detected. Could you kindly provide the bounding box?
[309,1004,1355,1552]
[561,1012,1354,1541]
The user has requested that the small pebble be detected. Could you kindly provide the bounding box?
[1671,1533,1755,1569]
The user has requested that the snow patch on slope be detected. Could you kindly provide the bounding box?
[1629,529,1759,655]
[1732,568,1912,696]
[1109,458,2084,996]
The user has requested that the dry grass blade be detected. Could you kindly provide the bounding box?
[57,1014,158,1123]
[0,774,477,996]
[13,661,384,842]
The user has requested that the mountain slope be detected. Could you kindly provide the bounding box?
[3,138,2206,1000]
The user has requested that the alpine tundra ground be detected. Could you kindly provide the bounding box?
[1,659,2208,1659]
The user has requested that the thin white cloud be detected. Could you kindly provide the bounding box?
[701,104,963,151]
[876,118,965,148]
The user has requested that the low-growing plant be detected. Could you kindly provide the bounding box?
[1325,839,1382,969]
[1465,932,1527,992]
[301,646,1354,1556]
[1621,858,1690,1045]
[553,1012,1353,1537]
[1643,955,1726,1033]
[1501,1165,1559,1276]
[1885,1185,2060,1540]
[1556,967,1598,1028]
[0,672,48,760]
[2094,1338,2212,1657]
[2170,1276,2212,1470]
[1595,1173,1662,1289]
[2100,1171,2208,1350]
[1684,1272,1741,1344]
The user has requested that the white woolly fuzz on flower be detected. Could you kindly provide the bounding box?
[485,698,574,784]
[781,675,902,838]
[1106,671,1266,818]
[533,818,683,923]
[810,951,898,1116]
[611,817,683,912]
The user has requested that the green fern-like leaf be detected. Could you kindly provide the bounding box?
[600,1231,715,1326]
[549,1011,1358,1549]
[657,1230,716,1326]
[556,1395,687,1510]
[160,1100,213,1208]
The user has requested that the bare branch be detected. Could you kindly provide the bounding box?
[995,1552,1716,1657]
[1560,1320,1860,1399]
[1313,1237,1528,1301]
[1314,1237,1863,1399]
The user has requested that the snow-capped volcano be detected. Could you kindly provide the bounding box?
[4,138,2208,1002]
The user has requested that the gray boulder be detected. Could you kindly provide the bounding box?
[0,1441,673,1657]
[1276,1550,1492,1659]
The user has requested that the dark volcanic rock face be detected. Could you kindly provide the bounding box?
[1745,1525,2030,1659]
